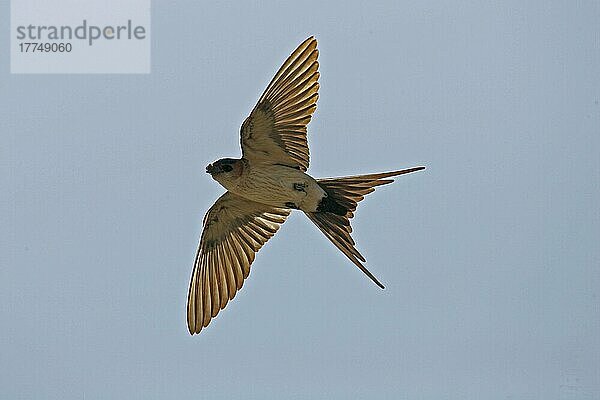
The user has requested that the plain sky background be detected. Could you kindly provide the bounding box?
[1,1,599,399]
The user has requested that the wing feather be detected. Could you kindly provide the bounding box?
[187,192,290,334]
[240,36,319,171]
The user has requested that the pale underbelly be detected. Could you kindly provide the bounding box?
[231,165,325,211]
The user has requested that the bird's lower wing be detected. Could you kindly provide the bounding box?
[187,192,290,334]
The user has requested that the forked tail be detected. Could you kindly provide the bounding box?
[304,166,425,288]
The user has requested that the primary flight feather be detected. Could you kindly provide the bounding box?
[187,36,424,335]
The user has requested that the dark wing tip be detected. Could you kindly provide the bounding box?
[187,320,198,335]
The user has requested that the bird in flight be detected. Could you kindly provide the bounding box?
[187,36,424,335]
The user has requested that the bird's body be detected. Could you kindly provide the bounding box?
[186,36,425,334]
[211,160,326,211]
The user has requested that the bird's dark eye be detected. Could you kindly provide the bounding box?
[221,164,233,173]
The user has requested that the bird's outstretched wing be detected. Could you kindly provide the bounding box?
[187,192,290,334]
[240,36,319,171]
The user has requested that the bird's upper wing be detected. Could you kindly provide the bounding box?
[240,36,320,172]
[187,191,290,334]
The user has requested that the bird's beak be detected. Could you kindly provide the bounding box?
[206,164,214,174]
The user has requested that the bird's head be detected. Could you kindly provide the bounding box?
[206,158,243,188]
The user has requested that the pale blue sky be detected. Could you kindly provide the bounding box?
[1,1,599,399]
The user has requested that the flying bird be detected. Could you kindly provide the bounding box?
[187,36,424,334]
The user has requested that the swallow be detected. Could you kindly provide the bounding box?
[187,36,425,334]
